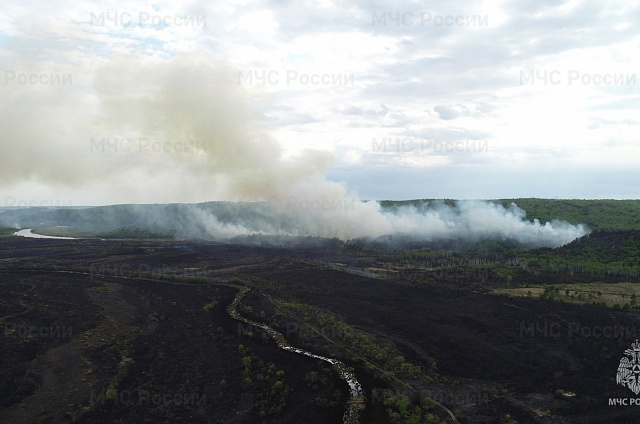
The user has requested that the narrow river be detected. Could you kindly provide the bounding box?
[13,229,76,240]
[227,285,366,424]
[4,265,366,421]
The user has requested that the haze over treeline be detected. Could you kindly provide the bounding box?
[1,57,592,248]
[1,199,589,248]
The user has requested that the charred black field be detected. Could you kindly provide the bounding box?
[1,199,640,423]
[0,224,639,423]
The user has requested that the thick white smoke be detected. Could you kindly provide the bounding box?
[185,200,588,248]
[0,54,589,247]
[376,201,589,248]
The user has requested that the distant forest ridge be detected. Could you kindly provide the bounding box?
[1,198,639,238]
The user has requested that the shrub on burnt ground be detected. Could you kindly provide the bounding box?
[229,277,244,285]
[372,388,448,424]
[276,300,434,381]
[234,346,293,419]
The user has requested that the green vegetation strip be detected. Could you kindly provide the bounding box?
[266,298,459,424]
[496,282,640,311]
[0,228,17,237]
[227,284,366,424]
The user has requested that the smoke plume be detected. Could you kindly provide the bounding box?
[0,55,589,247]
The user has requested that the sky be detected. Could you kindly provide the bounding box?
[1,0,639,207]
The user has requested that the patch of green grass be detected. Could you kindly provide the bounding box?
[30,227,88,238]
[202,301,218,311]
[495,282,640,311]
[485,264,516,279]
[0,227,17,237]
[229,277,244,284]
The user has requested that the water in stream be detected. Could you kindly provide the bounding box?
[13,229,75,240]
[12,263,367,421]
[227,285,366,424]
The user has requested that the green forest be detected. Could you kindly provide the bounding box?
[380,198,640,231]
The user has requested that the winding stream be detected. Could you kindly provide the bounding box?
[1,267,366,421]
[227,285,366,424]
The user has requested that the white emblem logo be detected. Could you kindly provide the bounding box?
[617,340,640,395]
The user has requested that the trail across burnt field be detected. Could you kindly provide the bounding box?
[0,237,638,423]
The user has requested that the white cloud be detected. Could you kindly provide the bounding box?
[1,0,639,204]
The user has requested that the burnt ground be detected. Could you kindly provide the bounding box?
[0,237,639,423]
[0,239,345,424]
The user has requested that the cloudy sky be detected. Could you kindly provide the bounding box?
[1,0,639,206]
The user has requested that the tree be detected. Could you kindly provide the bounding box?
[242,356,252,373]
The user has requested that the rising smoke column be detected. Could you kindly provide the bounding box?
[1,54,589,247]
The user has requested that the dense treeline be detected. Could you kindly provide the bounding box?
[349,199,640,280]
[497,198,640,230]
[518,230,640,276]
[380,198,640,230]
